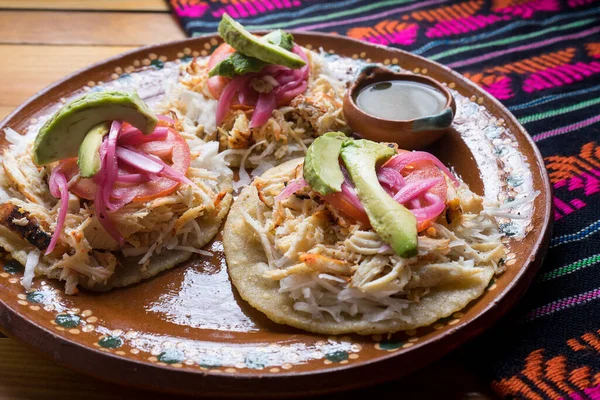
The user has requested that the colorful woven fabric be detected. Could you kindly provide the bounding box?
[169,1,600,398]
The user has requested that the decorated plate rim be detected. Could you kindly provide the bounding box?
[0,31,553,396]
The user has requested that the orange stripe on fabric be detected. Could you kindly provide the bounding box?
[546,356,575,395]
[544,53,566,65]
[464,72,484,83]
[567,338,587,352]
[492,0,511,10]
[436,7,453,21]
[522,59,547,72]
[385,20,399,34]
[586,43,600,57]
[522,350,562,400]
[515,61,538,73]
[573,157,598,172]
[535,56,558,68]
[545,156,589,183]
[494,66,512,74]
[482,75,498,85]
[555,49,576,63]
[570,367,592,391]
[444,5,461,20]
[594,372,600,386]
[411,9,435,22]
[427,8,442,22]
[453,3,468,18]
[470,1,480,14]
[581,333,600,352]
[492,377,545,400]
[421,10,436,22]
[506,64,525,73]
[580,142,600,169]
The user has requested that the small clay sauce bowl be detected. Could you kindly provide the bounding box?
[344,65,456,149]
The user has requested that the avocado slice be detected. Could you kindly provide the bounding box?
[218,13,306,69]
[33,91,158,165]
[340,140,418,258]
[209,29,295,78]
[303,132,347,196]
[209,52,268,78]
[77,122,110,178]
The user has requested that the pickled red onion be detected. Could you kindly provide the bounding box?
[408,193,446,221]
[94,161,124,245]
[276,178,308,201]
[45,168,69,255]
[103,121,122,212]
[250,91,277,128]
[238,83,258,106]
[341,182,365,212]
[116,173,153,183]
[384,151,459,186]
[118,127,168,146]
[116,146,163,174]
[108,190,138,211]
[157,114,175,124]
[121,145,196,188]
[215,45,310,128]
[276,80,308,103]
[393,177,444,204]
[216,74,252,125]
[377,167,406,195]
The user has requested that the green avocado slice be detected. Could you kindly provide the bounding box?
[218,13,306,69]
[77,122,110,178]
[209,29,295,78]
[340,140,418,258]
[33,91,157,166]
[303,132,347,196]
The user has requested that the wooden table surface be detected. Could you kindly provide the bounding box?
[0,2,497,399]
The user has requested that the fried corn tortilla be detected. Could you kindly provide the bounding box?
[0,124,233,294]
[223,159,501,335]
[0,194,231,291]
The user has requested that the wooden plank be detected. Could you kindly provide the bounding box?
[0,45,135,108]
[0,0,169,11]
[0,338,175,400]
[0,107,16,121]
[0,338,495,399]
[0,11,185,46]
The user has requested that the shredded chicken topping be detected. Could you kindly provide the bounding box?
[0,131,232,294]
[161,49,351,171]
[243,166,507,323]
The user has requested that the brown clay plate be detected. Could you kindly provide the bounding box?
[0,33,552,398]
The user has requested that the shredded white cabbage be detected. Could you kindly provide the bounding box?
[3,127,36,158]
[247,175,507,324]
[235,140,266,189]
[21,250,41,292]
[161,48,351,168]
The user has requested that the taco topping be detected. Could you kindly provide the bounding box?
[1,91,233,294]
[44,116,193,250]
[162,14,348,175]
[208,18,311,129]
[224,151,506,333]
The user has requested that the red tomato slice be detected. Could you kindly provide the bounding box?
[207,43,235,100]
[320,150,448,231]
[61,158,95,200]
[395,149,447,204]
[323,193,371,226]
[394,150,447,231]
[65,126,191,203]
